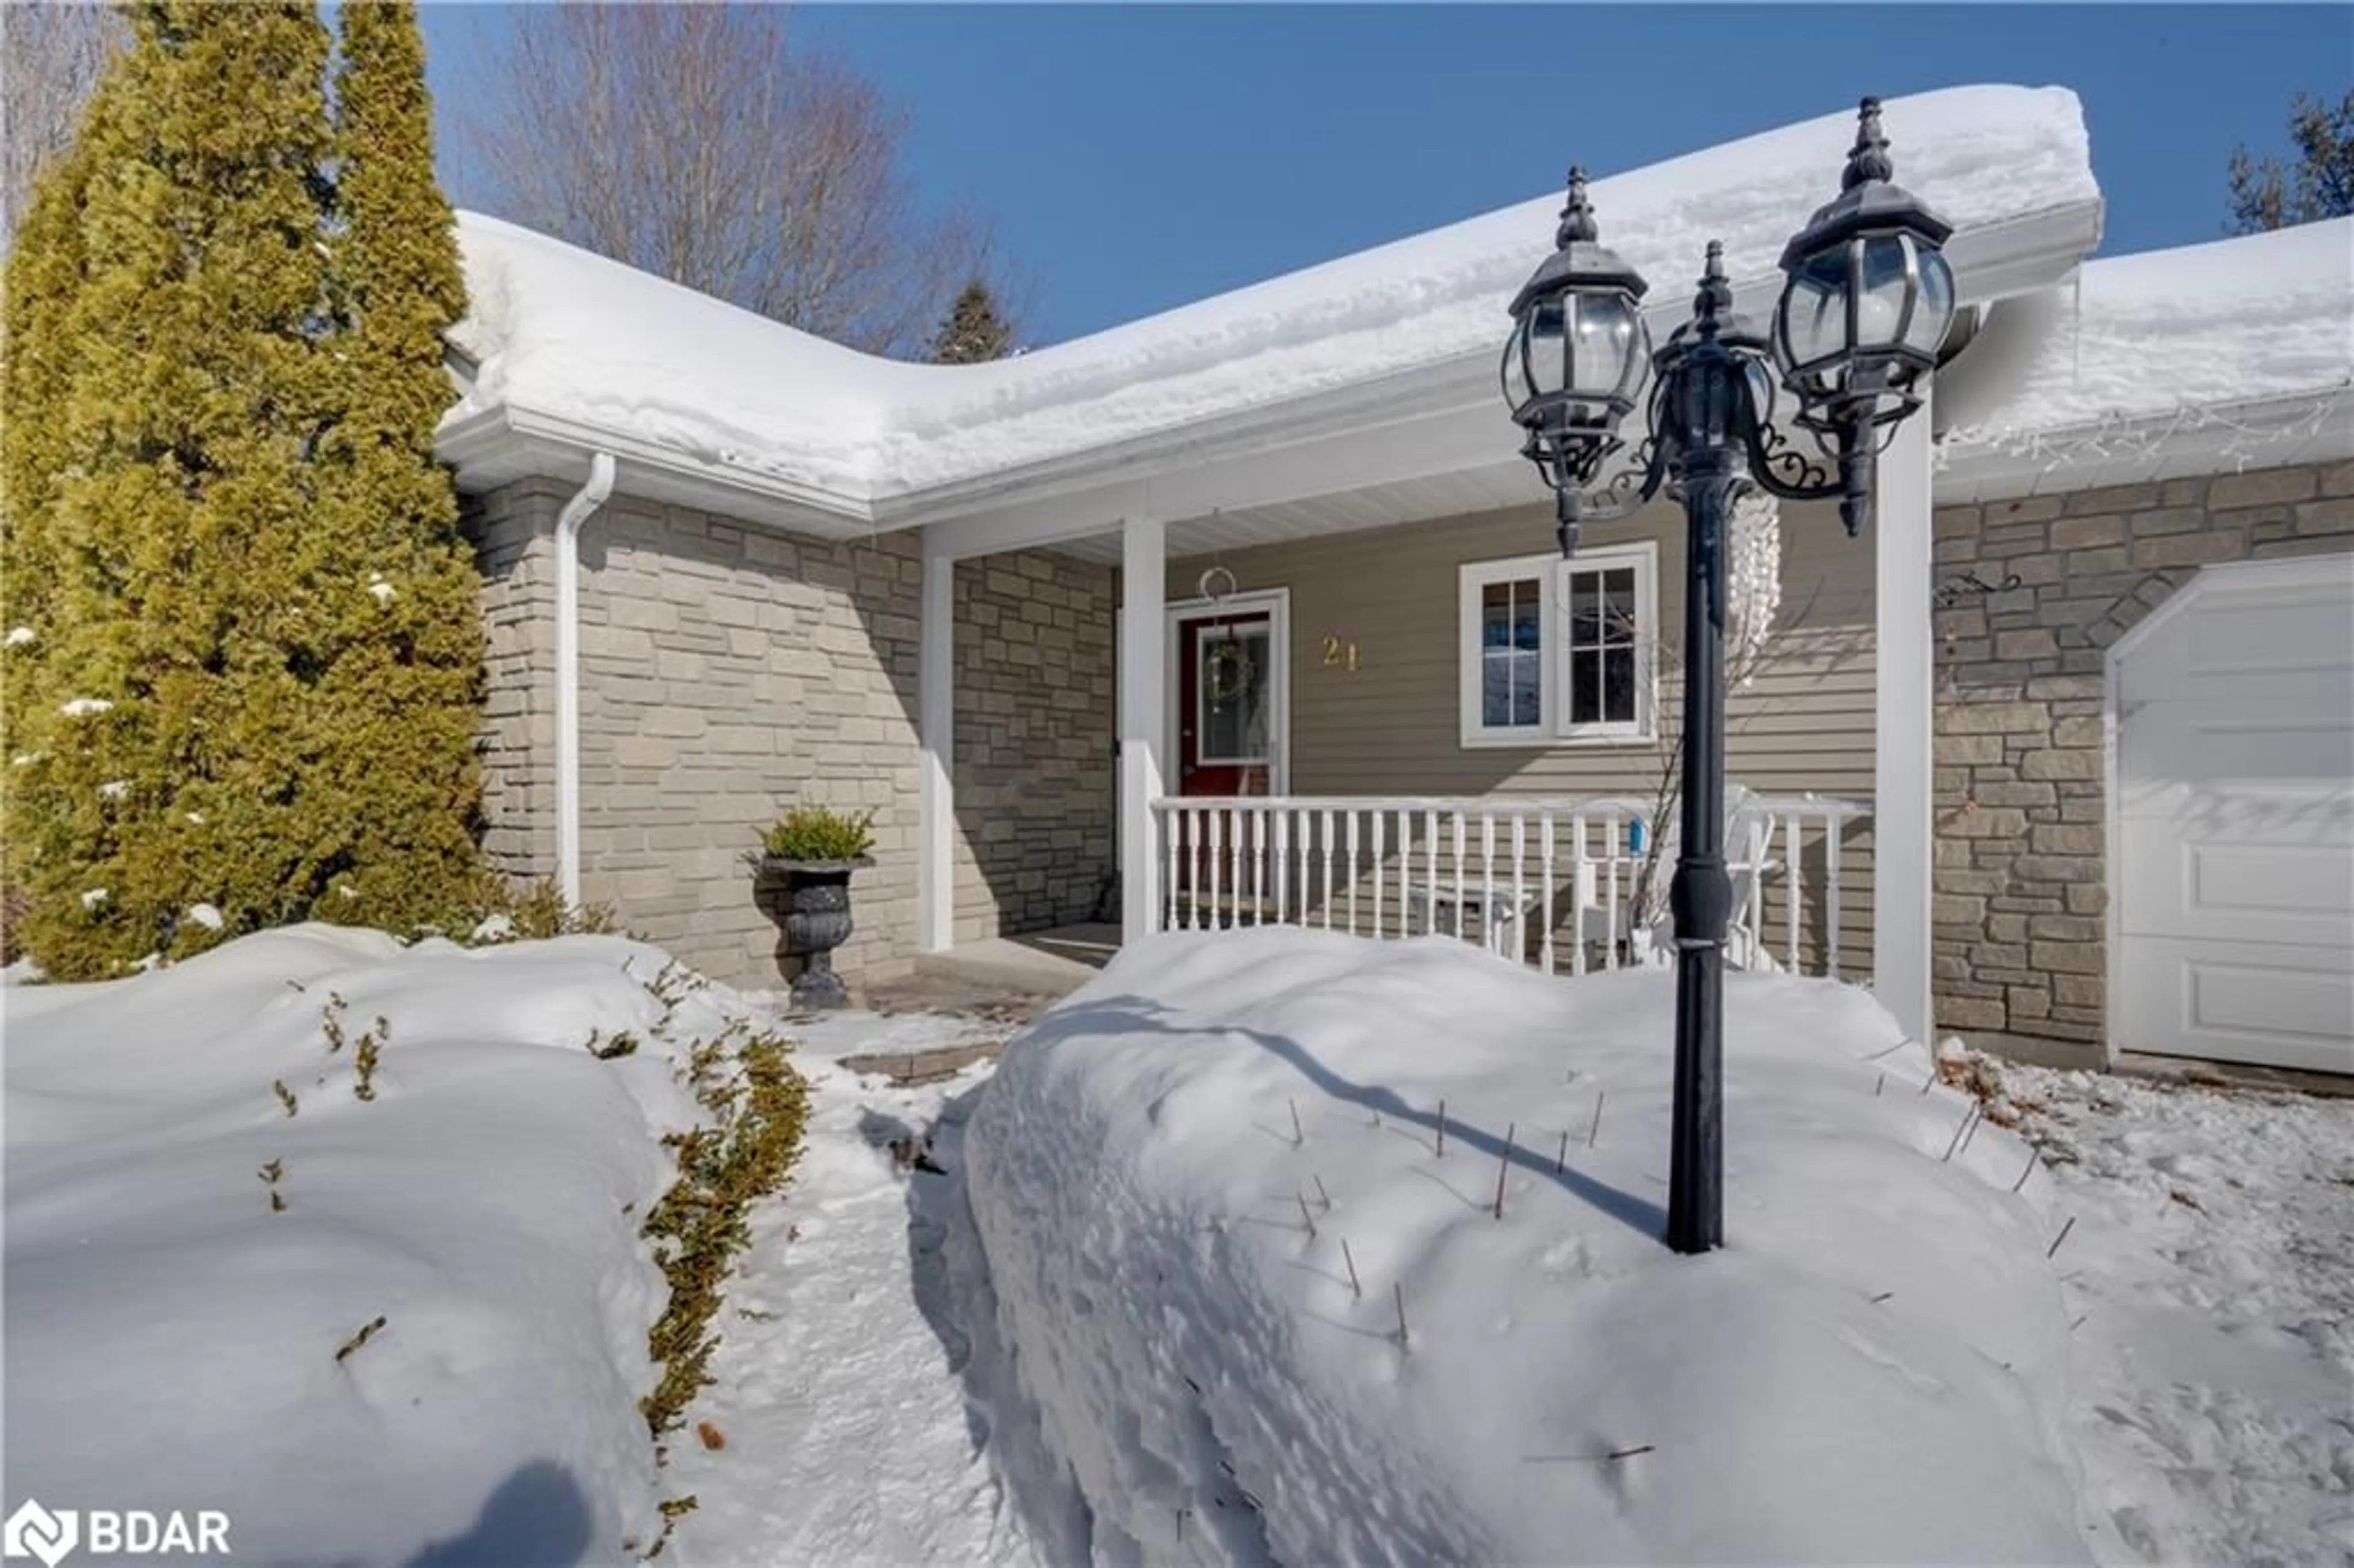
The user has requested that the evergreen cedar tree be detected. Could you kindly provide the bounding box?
[2228,89,2354,234]
[1,1,489,979]
[930,279,1015,365]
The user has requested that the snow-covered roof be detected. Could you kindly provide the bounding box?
[445,83,2098,514]
[1941,216,2354,454]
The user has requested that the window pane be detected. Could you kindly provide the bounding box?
[1200,627,1270,760]
[1569,573,1601,648]
[1482,579,1541,652]
[1484,649,1540,728]
[1570,648,1600,726]
[1557,558,1645,731]
[1604,646,1637,723]
[1479,577,1542,730]
[1603,568,1637,645]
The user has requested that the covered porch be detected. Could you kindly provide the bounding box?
[909,385,1943,1037]
[901,101,2099,1043]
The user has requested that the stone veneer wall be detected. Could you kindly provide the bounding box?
[952,552,1117,944]
[571,498,925,989]
[1929,459,2354,1050]
[463,479,1111,989]
[462,481,562,882]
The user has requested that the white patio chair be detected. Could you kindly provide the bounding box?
[1607,787,1782,972]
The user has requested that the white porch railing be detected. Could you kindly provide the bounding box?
[1147,794,1868,979]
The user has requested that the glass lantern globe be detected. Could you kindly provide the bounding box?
[1650,239,1775,454]
[1503,169,1653,492]
[1502,289,1648,430]
[1772,99,1955,434]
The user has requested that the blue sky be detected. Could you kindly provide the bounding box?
[419,4,2352,347]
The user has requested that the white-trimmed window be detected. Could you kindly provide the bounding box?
[1458,542,1656,747]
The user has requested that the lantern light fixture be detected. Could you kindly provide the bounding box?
[1499,96,1953,1257]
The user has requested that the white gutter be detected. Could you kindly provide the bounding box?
[438,198,2103,539]
[554,452,616,910]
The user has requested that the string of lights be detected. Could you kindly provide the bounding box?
[1936,382,2350,481]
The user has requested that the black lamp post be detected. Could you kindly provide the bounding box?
[1503,99,1954,1255]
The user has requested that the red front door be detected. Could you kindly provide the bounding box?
[1176,612,1274,797]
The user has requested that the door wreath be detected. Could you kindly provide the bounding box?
[1203,635,1257,703]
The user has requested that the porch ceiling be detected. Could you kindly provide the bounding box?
[1048,460,1545,565]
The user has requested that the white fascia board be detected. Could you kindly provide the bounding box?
[921,392,1518,561]
[1937,198,2105,307]
[436,405,549,492]
[901,201,2102,539]
[911,200,2104,557]
[439,404,881,538]
[441,196,2105,554]
[879,351,1499,531]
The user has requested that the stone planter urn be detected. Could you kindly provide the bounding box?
[752,856,872,1009]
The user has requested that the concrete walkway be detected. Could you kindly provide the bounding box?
[907,923,1116,999]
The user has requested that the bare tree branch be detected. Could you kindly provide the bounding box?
[1620,492,1850,940]
[1,1,126,250]
[449,3,1011,359]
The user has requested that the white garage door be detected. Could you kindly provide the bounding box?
[2114,555,2354,1074]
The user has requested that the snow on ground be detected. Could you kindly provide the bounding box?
[3,927,1038,1567]
[451,84,2093,498]
[659,1051,1040,1568]
[1,926,747,1564]
[967,929,2094,1566]
[1969,1057,2354,1568]
[10,924,2345,1567]
[770,1005,1002,1064]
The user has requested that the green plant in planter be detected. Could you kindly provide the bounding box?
[750,806,875,1009]
[756,806,875,864]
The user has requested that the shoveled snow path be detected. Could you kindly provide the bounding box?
[664,1049,1039,1568]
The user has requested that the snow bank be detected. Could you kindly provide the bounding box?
[450,84,2093,498]
[1942,216,2354,450]
[966,931,2092,1565]
[2,926,751,1564]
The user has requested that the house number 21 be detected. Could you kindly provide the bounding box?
[1322,634,1360,671]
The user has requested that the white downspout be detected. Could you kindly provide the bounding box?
[554,452,616,910]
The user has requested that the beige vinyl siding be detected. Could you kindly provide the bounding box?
[1156,496,1880,979]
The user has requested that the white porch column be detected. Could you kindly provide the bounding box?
[917,528,956,953]
[1118,514,1167,939]
[1873,379,1937,1044]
